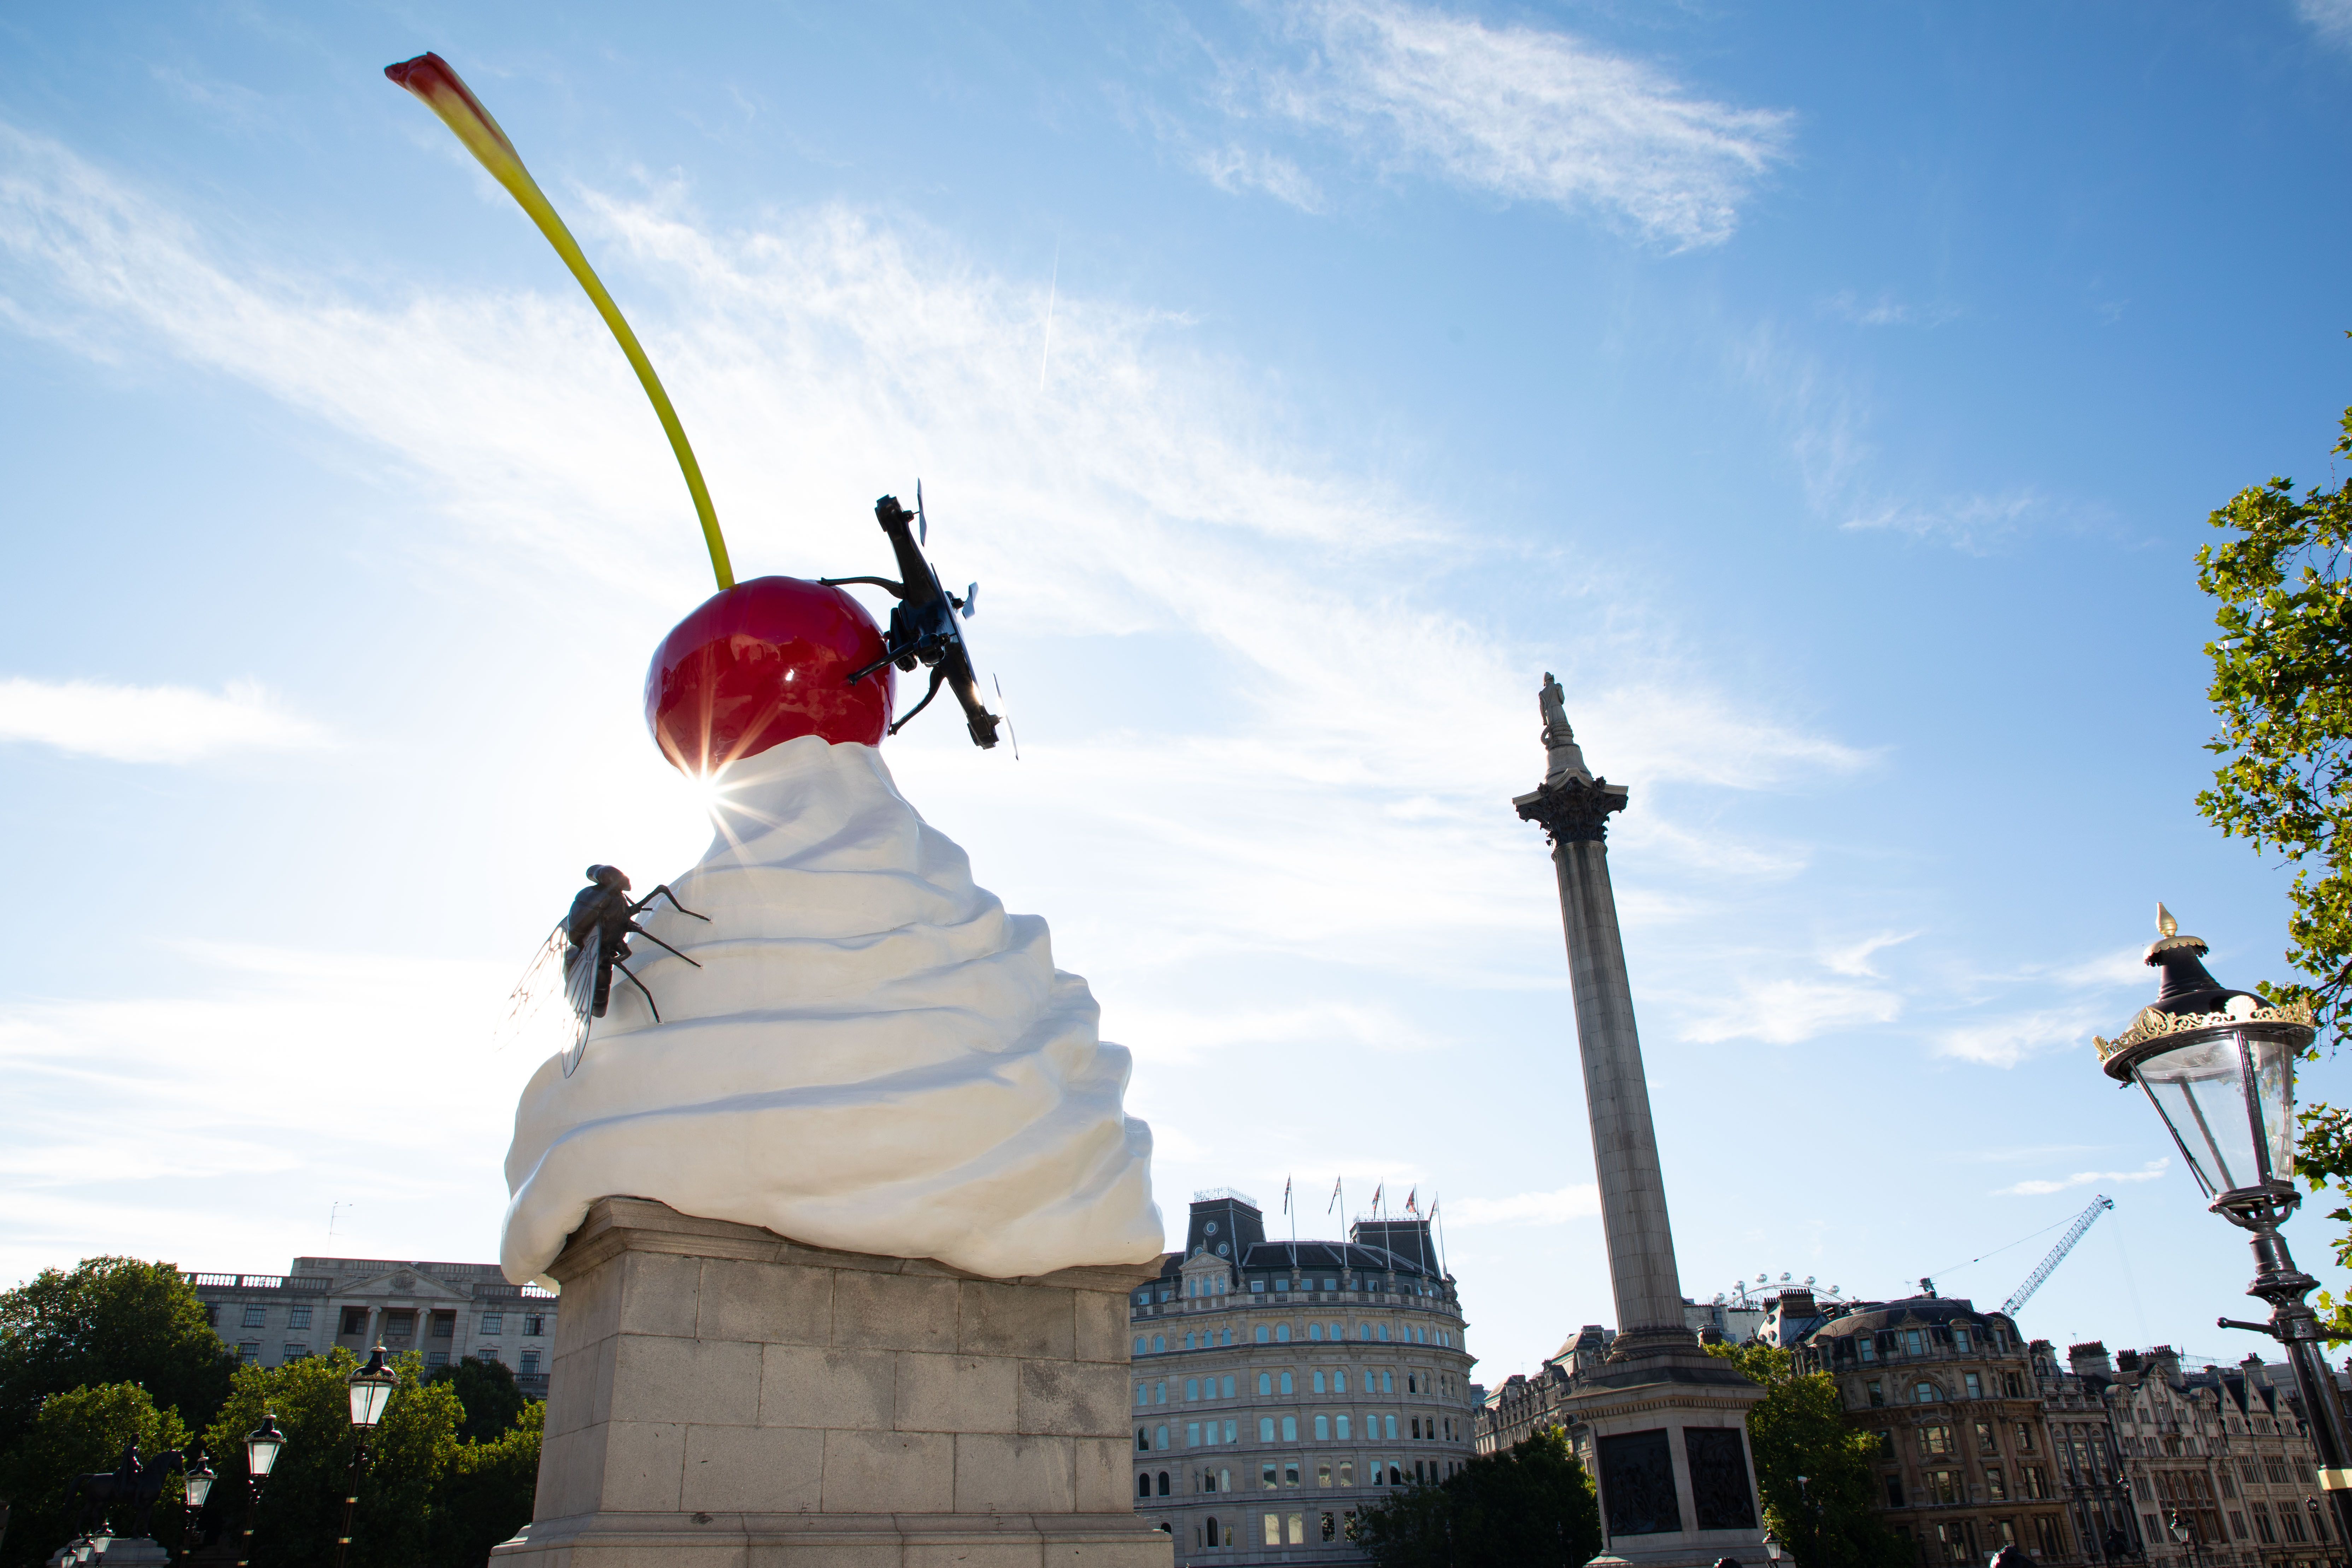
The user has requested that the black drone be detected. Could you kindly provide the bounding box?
[822,488,1003,749]
[502,864,708,1076]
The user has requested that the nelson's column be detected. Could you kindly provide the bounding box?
[1514,673,1768,1568]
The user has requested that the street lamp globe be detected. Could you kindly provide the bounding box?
[1763,1529,1783,1563]
[245,1411,286,1482]
[348,1345,399,1431]
[2097,907,2305,1228]
[183,1449,215,1508]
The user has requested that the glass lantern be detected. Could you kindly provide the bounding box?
[184,1449,215,1509]
[348,1346,399,1431]
[246,1411,286,1482]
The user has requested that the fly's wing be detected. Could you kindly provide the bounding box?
[560,924,601,1077]
[493,923,594,1075]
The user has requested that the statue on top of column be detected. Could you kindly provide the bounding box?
[1537,673,1591,787]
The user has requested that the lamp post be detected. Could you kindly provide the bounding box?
[238,1411,284,1568]
[337,1344,400,1568]
[2095,908,2352,1550]
[180,1450,214,1558]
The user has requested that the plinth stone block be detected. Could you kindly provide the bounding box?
[492,1196,1171,1568]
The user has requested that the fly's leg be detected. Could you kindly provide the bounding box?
[632,884,709,922]
[628,926,704,968]
[888,664,948,735]
[612,958,662,1024]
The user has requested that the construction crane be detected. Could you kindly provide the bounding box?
[2001,1194,2114,1317]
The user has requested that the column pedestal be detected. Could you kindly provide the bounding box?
[492,1197,1170,1568]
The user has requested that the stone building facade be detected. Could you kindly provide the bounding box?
[188,1255,558,1397]
[1128,1190,1476,1561]
[1800,1294,2087,1568]
[2074,1343,2343,1568]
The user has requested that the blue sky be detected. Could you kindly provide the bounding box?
[4,0,2352,1384]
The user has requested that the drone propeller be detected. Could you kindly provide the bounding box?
[994,674,1020,760]
[962,582,979,620]
[915,478,926,547]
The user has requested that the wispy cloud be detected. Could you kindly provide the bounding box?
[1448,1184,1600,1226]
[1684,976,1902,1045]
[1993,1158,2167,1198]
[0,676,326,763]
[1934,1007,2100,1069]
[1193,144,1326,211]
[2297,0,2352,50]
[1823,931,1917,978]
[1842,488,2053,552]
[1821,289,1958,329]
[0,121,1866,993]
[1218,0,1792,247]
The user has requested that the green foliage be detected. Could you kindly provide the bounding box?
[0,1383,191,1568]
[1352,1428,1602,1568]
[2195,390,2352,1335]
[204,1347,463,1568]
[1707,1340,1913,1568]
[0,1258,232,1452]
[426,1356,527,1445]
[424,1400,543,1568]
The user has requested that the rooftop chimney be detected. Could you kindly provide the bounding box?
[2071,1341,2115,1377]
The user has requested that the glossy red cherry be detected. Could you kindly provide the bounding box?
[644,576,894,772]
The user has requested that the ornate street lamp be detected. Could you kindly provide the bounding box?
[238,1411,285,1568]
[337,1345,400,1568]
[2098,909,2352,1549]
[180,1450,214,1555]
[1763,1528,1783,1563]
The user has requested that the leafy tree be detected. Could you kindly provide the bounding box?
[0,1384,189,1568]
[426,1357,526,1445]
[203,1348,462,1568]
[423,1400,542,1567]
[2195,394,2352,1329]
[0,1259,232,1452]
[1353,1429,1601,1568]
[1708,1340,1911,1568]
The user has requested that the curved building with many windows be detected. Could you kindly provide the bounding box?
[1129,1188,1477,1561]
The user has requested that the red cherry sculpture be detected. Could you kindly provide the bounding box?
[645,576,895,773]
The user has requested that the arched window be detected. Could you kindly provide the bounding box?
[1255,1325,1269,1344]
[1378,1325,1390,1342]
[1159,1471,1172,1496]
[1276,1323,1291,1343]
[1156,1425,1169,1450]
[1915,1382,1939,1404]
[1133,1337,1146,1355]
[1337,1414,1352,1439]
[1138,1473,1152,1497]
[1207,1516,1220,1547]
[1279,1372,1294,1395]
[1259,1372,1272,1396]
[1309,1323,1323,1341]
[1137,1429,1149,1451]
[1282,1415,1298,1441]
[1260,1416,1276,1441]
[1315,1415,1331,1440]
[1153,1335,1165,1353]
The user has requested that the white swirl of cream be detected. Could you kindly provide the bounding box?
[499,735,1162,1283]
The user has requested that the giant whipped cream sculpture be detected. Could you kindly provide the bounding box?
[385,53,1161,1285]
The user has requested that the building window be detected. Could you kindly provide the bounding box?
[1976,1422,1998,1454]
[1337,1415,1351,1440]
[476,1348,500,1364]
[1965,1373,1983,1399]
[341,1306,369,1336]
[2014,1424,2035,1453]
[1222,1376,1236,1398]
[482,1313,504,1335]
[1260,1418,1276,1442]
[2266,1456,2292,1484]
[1988,1467,2008,1501]
[428,1351,448,1367]
[1868,1381,1884,1407]
[287,1305,312,1330]
[1276,1324,1291,1343]
[1906,1330,1925,1356]
[430,1313,455,1339]
[1287,1513,1305,1545]
[1255,1326,1269,1344]
[1886,1477,1905,1507]
[1954,1327,1972,1352]
[1309,1324,1322,1340]
[1134,1337,1146,1355]
[1279,1372,1293,1395]
[2241,1458,2263,1484]
[2023,1466,2048,1500]
[1339,1460,1354,1487]
[1263,1514,1281,1546]
[1262,1464,1278,1490]
[241,1306,267,1329]
[1926,1471,1961,1505]
[238,1342,260,1363]
[1381,1372,1393,1393]
[2035,1517,2064,1557]
[520,1351,540,1375]
[1153,1336,1165,1353]
[1378,1325,1390,1342]
[1920,1425,1954,1457]
[1224,1420,1237,1442]
[1189,1422,1201,1446]
[1259,1373,1272,1396]
[1137,1429,1149,1451]
[1138,1474,1151,1498]
[1159,1471,1171,1497]
[523,1315,546,1337]
[1156,1425,1169,1450]
[1187,1378,1200,1400]
[1335,1370,1348,1393]
[1859,1337,1877,1362]
[283,1343,308,1360]
[1136,1382,1148,1406]
[384,1310,415,1342]
[1386,1415,1398,1439]
[1914,1382,1939,1404]
[1282,1416,1298,1441]
[1285,1463,1301,1488]
[1155,1381,1166,1404]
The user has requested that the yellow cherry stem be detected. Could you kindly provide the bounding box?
[386,53,735,590]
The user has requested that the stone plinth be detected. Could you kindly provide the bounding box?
[492,1197,1171,1568]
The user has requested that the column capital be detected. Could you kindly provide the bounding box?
[1513,776,1630,846]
